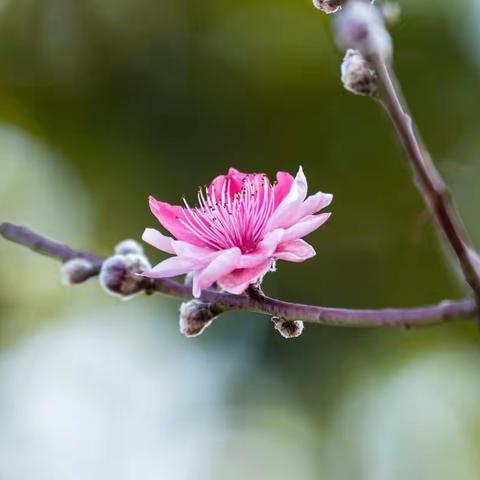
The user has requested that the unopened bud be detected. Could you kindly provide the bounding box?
[272,317,304,339]
[61,258,96,285]
[115,239,144,256]
[99,253,150,299]
[334,0,392,61]
[312,0,344,14]
[179,300,222,337]
[341,49,377,96]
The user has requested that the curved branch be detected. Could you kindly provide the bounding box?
[1,222,475,328]
[371,58,480,308]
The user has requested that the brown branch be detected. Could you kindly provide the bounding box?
[370,59,480,307]
[1,222,475,328]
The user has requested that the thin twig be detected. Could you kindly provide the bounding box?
[368,48,480,311]
[1,222,475,328]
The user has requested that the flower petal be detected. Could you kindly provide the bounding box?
[274,171,294,208]
[142,228,175,254]
[149,196,208,247]
[218,260,273,294]
[237,229,284,268]
[171,240,215,259]
[192,247,241,297]
[266,166,308,231]
[142,256,201,279]
[297,191,333,218]
[275,239,316,263]
[282,213,331,242]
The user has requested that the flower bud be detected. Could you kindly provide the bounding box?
[99,253,150,299]
[179,300,222,337]
[115,239,144,256]
[61,257,96,285]
[272,317,304,339]
[341,49,377,96]
[334,0,392,61]
[312,0,344,14]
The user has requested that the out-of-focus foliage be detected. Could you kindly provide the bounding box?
[1,0,480,478]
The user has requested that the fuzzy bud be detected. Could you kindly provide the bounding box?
[341,49,377,96]
[179,300,222,337]
[99,253,150,299]
[334,0,392,61]
[61,258,96,285]
[312,0,344,14]
[114,239,144,256]
[272,317,304,339]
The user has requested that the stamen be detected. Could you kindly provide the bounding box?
[178,173,277,252]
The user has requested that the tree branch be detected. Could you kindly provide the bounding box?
[1,222,475,328]
[370,58,480,307]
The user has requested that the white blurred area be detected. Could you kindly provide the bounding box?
[323,347,480,480]
[0,297,323,480]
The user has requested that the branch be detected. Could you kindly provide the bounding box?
[334,1,480,313]
[371,58,480,306]
[1,222,476,328]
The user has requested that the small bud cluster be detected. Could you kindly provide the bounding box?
[341,49,377,96]
[114,239,144,256]
[312,0,344,14]
[272,317,304,339]
[99,240,150,300]
[179,300,222,337]
[61,257,97,285]
[334,0,392,61]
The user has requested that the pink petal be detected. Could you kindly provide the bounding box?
[266,166,308,231]
[237,229,284,268]
[208,168,270,202]
[142,256,202,279]
[282,213,331,242]
[208,168,248,200]
[274,171,294,208]
[275,239,316,263]
[142,228,175,254]
[218,260,273,294]
[297,191,333,218]
[149,196,208,247]
[192,247,241,297]
[172,240,216,259]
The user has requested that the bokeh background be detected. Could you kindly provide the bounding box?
[1,0,480,478]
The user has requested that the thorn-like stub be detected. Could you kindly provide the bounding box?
[341,49,377,96]
[272,317,304,339]
[312,0,344,14]
[179,300,222,337]
[115,239,144,256]
[334,0,392,61]
[61,257,96,285]
[99,253,151,299]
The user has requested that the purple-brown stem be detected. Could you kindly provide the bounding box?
[368,41,480,313]
[1,222,475,328]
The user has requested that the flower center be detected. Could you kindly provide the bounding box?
[179,175,275,253]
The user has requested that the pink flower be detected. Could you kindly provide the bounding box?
[142,167,332,297]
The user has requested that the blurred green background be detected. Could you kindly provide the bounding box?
[1,0,480,478]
